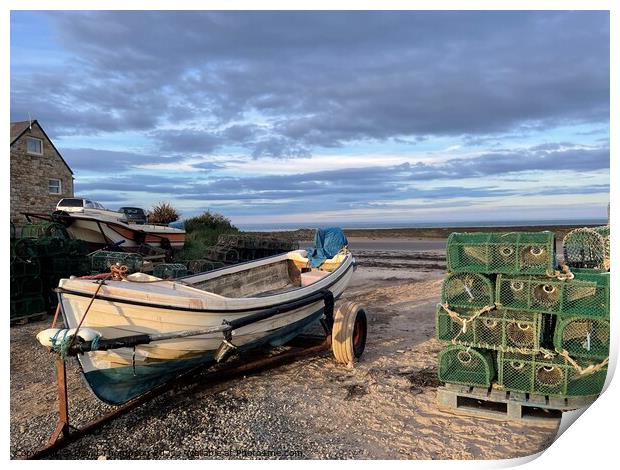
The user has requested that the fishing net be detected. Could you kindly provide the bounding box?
[90,251,144,273]
[495,270,609,317]
[554,316,609,361]
[441,272,495,309]
[20,222,69,240]
[436,305,542,351]
[497,351,607,397]
[153,263,189,279]
[563,226,610,270]
[447,232,555,275]
[438,345,496,387]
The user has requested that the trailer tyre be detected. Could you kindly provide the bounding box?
[332,301,367,365]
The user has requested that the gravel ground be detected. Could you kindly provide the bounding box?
[10,246,558,460]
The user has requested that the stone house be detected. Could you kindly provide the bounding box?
[10,120,74,225]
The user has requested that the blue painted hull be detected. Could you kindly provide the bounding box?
[81,309,324,405]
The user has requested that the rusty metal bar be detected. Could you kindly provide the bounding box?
[27,335,331,460]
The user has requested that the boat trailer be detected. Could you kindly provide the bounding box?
[26,299,367,459]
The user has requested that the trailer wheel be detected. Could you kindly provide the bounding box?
[332,301,367,365]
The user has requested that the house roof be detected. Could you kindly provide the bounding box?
[10,120,74,175]
[10,121,31,143]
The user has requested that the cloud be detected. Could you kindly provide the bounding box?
[61,148,160,172]
[11,11,609,157]
[72,143,608,218]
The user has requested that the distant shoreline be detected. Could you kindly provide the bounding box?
[248,223,606,242]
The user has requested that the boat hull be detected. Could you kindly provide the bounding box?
[81,309,323,404]
[64,216,185,249]
[58,252,354,404]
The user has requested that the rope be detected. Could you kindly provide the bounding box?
[49,329,74,359]
[440,303,496,334]
[90,334,101,351]
[557,349,609,376]
[66,274,111,354]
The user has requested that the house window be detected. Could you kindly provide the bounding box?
[48,179,62,195]
[26,137,43,155]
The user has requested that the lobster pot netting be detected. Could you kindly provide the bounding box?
[441,273,495,309]
[498,351,607,397]
[20,222,69,240]
[185,259,225,274]
[90,251,144,273]
[153,263,189,279]
[204,246,240,264]
[447,232,555,275]
[563,226,610,270]
[436,305,542,351]
[438,345,496,387]
[554,316,609,361]
[496,270,609,317]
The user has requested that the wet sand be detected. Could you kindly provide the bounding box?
[10,238,558,459]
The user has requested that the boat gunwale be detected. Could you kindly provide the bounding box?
[57,255,354,314]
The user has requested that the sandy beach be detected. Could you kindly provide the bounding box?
[10,236,559,459]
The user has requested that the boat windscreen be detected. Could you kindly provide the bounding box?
[57,198,84,208]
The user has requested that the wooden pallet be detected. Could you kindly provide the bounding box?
[10,311,48,326]
[437,383,598,425]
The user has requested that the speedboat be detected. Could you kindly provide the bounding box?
[51,198,185,250]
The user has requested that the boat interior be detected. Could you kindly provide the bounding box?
[188,252,347,298]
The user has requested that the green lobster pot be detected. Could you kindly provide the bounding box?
[438,345,496,387]
[563,269,609,317]
[496,270,609,318]
[436,305,542,352]
[447,231,555,275]
[435,305,477,345]
[474,309,542,351]
[90,251,144,273]
[10,294,46,320]
[498,351,607,397]
[441,272,495,309]
[563,226,610,270]
[20,222,69,240]
[10,258,41,278]
[153,263,189,279]
[554,316,609,361]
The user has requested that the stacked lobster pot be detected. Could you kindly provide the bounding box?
[181,234,300,275]
[436,231,609,400]
[11,223,90,321]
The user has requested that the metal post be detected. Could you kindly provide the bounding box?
[47,355,70,446]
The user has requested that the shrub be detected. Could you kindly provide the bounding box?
[184,211,236,233]
[174,211,238,261]
[147,202,180,225]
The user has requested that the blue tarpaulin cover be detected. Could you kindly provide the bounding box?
[306,227,348,268]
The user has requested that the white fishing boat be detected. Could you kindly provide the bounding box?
[49,198,186,250]
[37,246,366,405]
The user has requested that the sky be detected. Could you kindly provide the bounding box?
[10,11,610,229]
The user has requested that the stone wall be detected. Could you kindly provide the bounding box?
[10,123,74,226]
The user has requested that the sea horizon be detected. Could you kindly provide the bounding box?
[237,218,608,232]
